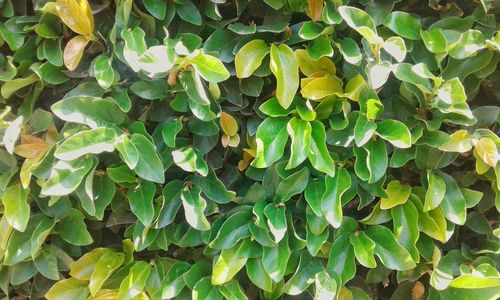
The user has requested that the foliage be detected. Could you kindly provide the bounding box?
[0,0,500,299]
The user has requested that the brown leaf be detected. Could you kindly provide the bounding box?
[412,281,425,300]
[308,0,324,21]
[63,35,91,71]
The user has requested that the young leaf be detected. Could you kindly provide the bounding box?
[56,0,94,36]
[191,51,230,83]
[270,44,299,109]
[235,39,269,78]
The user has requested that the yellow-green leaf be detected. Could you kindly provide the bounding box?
[235,39,269,78]
[301,75,343,100]
[476,137,498,167]
[270,44,299,109]
[220,112,238,136]
[45,278,90,300]
[295,49,336,76]
[56,0,94,36]
[380,180,411,209]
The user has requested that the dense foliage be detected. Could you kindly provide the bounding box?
[0,0,499,299]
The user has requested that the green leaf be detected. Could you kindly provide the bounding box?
[190,167,235,204]
[275,167,309,202]
[92,54,114,90]
[179,69,211,105]
[172,147,208,176]
[158,262,190,298]
[55,209,93,246]
[252,117,289,168]
[212,242,248,285]
[143,0,167,20]
[365,139,388,183]
[128,180,156,227]
[115,135,139,169]
[259,96,294,117]
[350,232,377,268]
[193,277,223,299]
[41,156,94,196]
[383,12,421,40]
[264,203,287,243]
[235,39,269,78]
[306,35,334,60]
[338,6,379,43]
[424,170,446,211]
[354,115,377,147]
[181,185,210,231]
[51,96,126,129]
[209,211,251,249]
[122,27,147,72]
[321,167,351,228]
[219,280,248,300]
[175,0,202,25]
[283,252,323,295]
[31,218,56,258]
[391,201,420,262]
[376,120,411,148]
[439,172,466,225]
[309,120,336,177]
[1,74,39,99]
[162,118,183,148]
[138,46,175,77]
[420,28,447,53]
[448,30,485,59]
[326,234,356,285]
[383,36,406,62]
[246,258,273,292]
[366,225,416,271]
[380,180,411,209]
[117,261,151,300]
[55,127,117,161]
[130,133,165,183]
[34,246,59,280]
[287,118,311,169]
[305,179,325,217]
[262,233,291,282]
[270,43,299,109]
[2,184,30,232]
[314,271,338,299]
[130,79,168,100]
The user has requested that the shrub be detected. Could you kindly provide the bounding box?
[0,0,499,299]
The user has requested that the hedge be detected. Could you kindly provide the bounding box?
[0,0,500,299]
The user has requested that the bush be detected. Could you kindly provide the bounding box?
[0,0,499,299]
